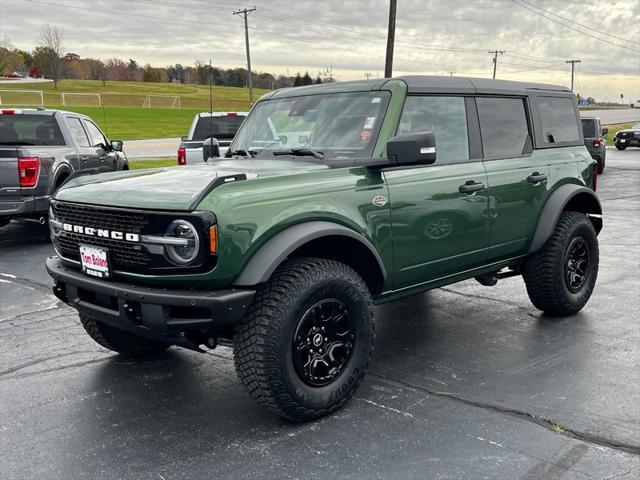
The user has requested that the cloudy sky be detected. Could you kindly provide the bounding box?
[1,0,638,101]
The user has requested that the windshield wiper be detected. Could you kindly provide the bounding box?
[272,148,324,159]
[226,149,256,158]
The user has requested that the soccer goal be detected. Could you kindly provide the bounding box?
[142,95,181,108]
[0,89,44,107]
[61,92,102,107]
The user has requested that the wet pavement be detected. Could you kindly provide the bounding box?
[1,149,639,479]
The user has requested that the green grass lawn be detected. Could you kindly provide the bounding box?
[604,123,633,144]
[64,106,201,140]
[0,79,267,110]
[130,158,177,169]
[0,79,267,140]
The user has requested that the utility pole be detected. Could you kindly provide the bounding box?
[234,6,257,105]
[448,71,455,77]
[384,0,397,78]
[364,72,372,80]
[488,50,505,79]
[566,59,581,91]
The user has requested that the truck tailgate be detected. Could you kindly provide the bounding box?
[0,149,20,199]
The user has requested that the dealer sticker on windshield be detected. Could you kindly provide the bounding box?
[79,245,111,278]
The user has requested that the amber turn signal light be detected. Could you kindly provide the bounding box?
[209,225,218,254]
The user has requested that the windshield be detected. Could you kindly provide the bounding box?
[0,114,65,146]
[192,115,246,140]
[229,91,390,159]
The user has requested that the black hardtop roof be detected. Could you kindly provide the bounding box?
[263,75,571,100]
[399,75,571,95]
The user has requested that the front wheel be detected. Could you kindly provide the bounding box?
[522,211,598,316]
[615,144,627,151]
[233,257,375,421]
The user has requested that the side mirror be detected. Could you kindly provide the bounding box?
[181,135,188,141]
[202,137,220,161]
[387,131,436,166]
[110,140,123,152]
[601,127,608,136]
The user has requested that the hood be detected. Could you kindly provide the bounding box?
[54,159,330,210]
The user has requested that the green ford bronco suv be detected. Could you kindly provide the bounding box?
[46,76,602,420]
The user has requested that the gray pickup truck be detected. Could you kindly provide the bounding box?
[0,108,128,235]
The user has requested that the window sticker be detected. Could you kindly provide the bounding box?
[371,97,382,104]
[363,116,376,129]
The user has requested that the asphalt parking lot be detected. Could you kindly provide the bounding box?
[1,149,639,480]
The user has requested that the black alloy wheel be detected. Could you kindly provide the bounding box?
[564,236,590,293]
[292,299,356,387]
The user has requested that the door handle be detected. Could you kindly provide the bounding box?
[526,172,548,184]
[459,180,485,194]
[81,156,89,162]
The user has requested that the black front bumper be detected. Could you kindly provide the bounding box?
[46,256,255,350]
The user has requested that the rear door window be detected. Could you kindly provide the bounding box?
[66,117,91,147]
[0,114,65,146]
[476,97,530,158]
[397,96,469,163]
[537,96,580,143]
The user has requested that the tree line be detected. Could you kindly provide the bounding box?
[0,25,334,90]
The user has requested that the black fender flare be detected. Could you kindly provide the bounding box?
[528,184,602,253]
[233,221,387,286]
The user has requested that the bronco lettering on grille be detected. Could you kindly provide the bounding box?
[62,223,140,242]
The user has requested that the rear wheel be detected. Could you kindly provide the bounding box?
[233,257,375,421]
[522,211,598,316]
[80,313,170,356]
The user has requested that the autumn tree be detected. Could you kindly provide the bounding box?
[39,24,64,88]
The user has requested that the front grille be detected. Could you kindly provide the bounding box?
[52,202,151,273]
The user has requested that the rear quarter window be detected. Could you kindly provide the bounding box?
[0,114,65,146]
[537,96,580,144]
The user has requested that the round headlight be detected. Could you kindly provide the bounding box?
[165,220,200,265]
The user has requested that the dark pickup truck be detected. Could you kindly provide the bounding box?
[0,108,128,235]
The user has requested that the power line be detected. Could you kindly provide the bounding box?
[510,0,640,53]
[515,0,639,46]
[26,0,242,29]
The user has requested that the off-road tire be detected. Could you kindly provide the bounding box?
[80,313,170,356]
[522,211,598,316]
[233,257,375,421]
[597,157,605,174]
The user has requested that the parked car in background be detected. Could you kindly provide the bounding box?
[177,112,247,165]
[613,123,640,150]
[2,72,24,79]
[0,108,128,237]
[581,117,607,173]
[630,100,640,109]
